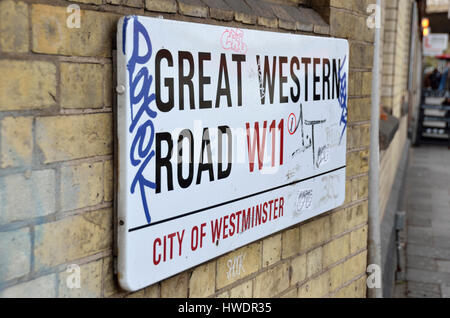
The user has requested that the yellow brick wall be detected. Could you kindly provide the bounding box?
[381,0,412,116]
[0,0,373,298]
[378,0,412,220]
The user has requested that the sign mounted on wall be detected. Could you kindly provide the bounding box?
[116,15,348,291]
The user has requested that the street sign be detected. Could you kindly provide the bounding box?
[116,16,348,291]
[423,33,449,56]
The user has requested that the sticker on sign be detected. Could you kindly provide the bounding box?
[116,15,349,291]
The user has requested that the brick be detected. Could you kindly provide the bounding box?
[1,116,33,168]
[306,247,323,278]
[281,227,301,258]
[357,175,369,199]
[269,4,296,30]
[0,60,56,111]
[142,283,160,297]
[229,280,252,297]
[348,72,362,96]
[102,256,127,297]
[253,262,290,297]
[323,233,351,267]
[292,7,315,32]
[350,43,373,69]
[362,72,372,96]
[332,275,366,297]
[202,0,234,21]
[290,253,307,285]
[73,0,102,4]
[360,124,370,147]
[262,233,281,267]
[330,202,368,236]
[216,291,230,298]
[223,0,256,25]
[31,4,118,57]
[104,160,114,202]
[178,0,208,18]
[36,114,112,163]
[0,170,55,225]
[60,161,104,212]
[330,11,358,39]
[0,274,57,297]
[0,0,29,53]
[145,0,177,13]
[0,228,31,282]
[298,271,331,298]
[216,242,260,289]
[189,261,216,297]
[329,0,353,10]
[281,288,298,298]
[347,97,371,123]
[120,0,143,7]
[245,0,278,28]
[329,261,344,291]
[58,259,103,297]
[34,208,112,270]
[299,216,331,252]
[161,272,188,297]
[341,251,367,283]
[350,225,368,253]
[61,63,107,109]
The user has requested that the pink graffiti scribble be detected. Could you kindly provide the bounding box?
[221,28,248,54]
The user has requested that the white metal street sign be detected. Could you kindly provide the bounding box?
[116,15,348,291]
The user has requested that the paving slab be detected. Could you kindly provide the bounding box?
[399,146,450,298]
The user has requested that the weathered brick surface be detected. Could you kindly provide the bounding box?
[189,261,216,297]
[60,162,104,211]
[0,60,57,111]
[253,262,290,297]
[0,170,55,224]
[216,242,260,289]
[160,272,188,298]
[145,0,178,13]
[60,63,108,109]
[262,233,282,267]
[36,114,112,163]
[34,209,112,270]
[0,0,29,53]
[0,228,31,282]
[0,116,33,168]
[0,274,57,298]
[31,4,118,57]
[58,259,103,297]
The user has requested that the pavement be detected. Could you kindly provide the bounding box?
[394,145,450,298]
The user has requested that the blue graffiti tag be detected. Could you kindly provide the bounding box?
[126,17,157,224]
[338,55,347,145]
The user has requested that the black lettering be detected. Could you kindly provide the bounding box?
[156,132,174,193]
[232,54,245,106]
[279,56,288,103]
[216,53,232,108]
[196,128,214,184]
[177,129,194,189]
[178,51,195,110]
[313,58,321,101]
[332,59,340,99]
[218,125,232,180]
[155,49,174,112]
[301,57,311,101]
[258,55,276,104]
[323,58,330,100]
[290,56,300,103]
[198,52,212,109]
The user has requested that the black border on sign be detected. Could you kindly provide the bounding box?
[128,165,346,232]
